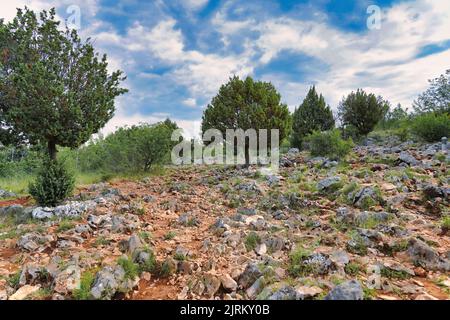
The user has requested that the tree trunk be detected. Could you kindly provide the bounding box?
[244,144,250,167]
[48,140,57,160]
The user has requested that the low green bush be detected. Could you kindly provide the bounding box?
[29,159,75,207]
[412,112,450,142]
[306,129,353,160]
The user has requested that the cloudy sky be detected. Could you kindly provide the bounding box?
[1,0,449,138]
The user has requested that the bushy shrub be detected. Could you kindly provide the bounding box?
[411,112,450,142]
[306,129,353,160]
[77,119,179,174]
[29,159,75,207]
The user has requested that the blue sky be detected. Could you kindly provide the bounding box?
[2,0,450,137]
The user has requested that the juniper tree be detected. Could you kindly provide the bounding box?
[201,76,292,164]
[291,86,335,148]
[338,89,389,136]
[0,7,127,159]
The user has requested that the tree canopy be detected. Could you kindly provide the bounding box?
[338,89,389,136]
[414,70,450,114]
[201,76,292,163]
[0,7,127,159]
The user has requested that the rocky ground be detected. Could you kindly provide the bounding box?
[0,136,449,300]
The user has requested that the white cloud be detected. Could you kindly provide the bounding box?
[181,0,209,11]
[183,98,198,108]
[102,110,201,139]
[211,0,450,109]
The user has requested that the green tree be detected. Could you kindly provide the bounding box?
[0,8,127,160]
[291,86,335,148]
[201,76,292,164]
[380,103,409,129]
[338,89,389,136]
[414,70,450,114]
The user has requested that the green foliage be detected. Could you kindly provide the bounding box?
[56,219,75,233]
[287,247,313,277]
[344,262,362,276]
[201,76,292,163]
[411,112,450,142]
[380,267,412,280]
[245,232,261,251]
[0,146,41,178]
[0,7,127,159]
[7,270,21,288]
[77,120,178,173]
[291,86,335,148]
[441,215,450,231]
[164,231,176,240]
[117,257,139,280]
[414,69,450,114]
[159,259,176,278]
[29,158,75,207]
[306,129,353,160]
[73,271,95,300]
[379,104,409,129]
[338,89,390,136]
[137,248,157,273]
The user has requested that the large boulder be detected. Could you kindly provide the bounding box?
[398,151,420,166]
[407,238,450,271]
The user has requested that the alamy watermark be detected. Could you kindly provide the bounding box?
[66,5,81,30]
[367,5,382,30]
[171,129,280,171]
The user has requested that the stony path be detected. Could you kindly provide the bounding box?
[0,138,449,300]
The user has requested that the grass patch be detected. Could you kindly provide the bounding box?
[7,270,21,289]
[440,215,450,231]
[94,236,110,247]
[245,232,261,251]
[344,262,362,276]
[73,271,95,300]
[287,246,313,277]
[164,231,176,240]
[56,219,75,233]
[117,257,139,280]
[380,267,412,280]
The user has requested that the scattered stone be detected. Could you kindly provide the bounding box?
[317,176,342,192]
[53,265,81,295]
[220,274,237,292]
[238,264,262,289]
[0,189,16,198]
[9,285,40,300]
[398,152,420,166]
[268,285,297,300]
[324,280,364,300]
[423,185,448,200]
[17,233,53,252]
[246,276,265,299]
[407,238,450,271]
[255,243,267,256]
[295,285,323,299]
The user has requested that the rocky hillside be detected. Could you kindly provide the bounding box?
[0,137,449,300]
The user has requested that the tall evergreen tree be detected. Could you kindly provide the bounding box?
[291,86,335,148]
